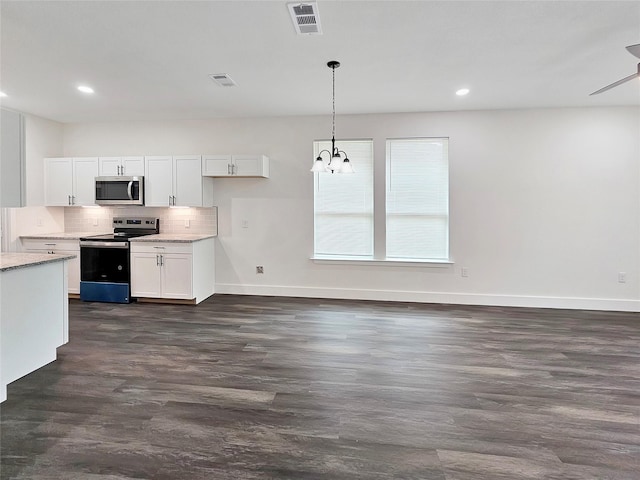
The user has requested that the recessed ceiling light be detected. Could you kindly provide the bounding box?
[456,88,470,96]
[77,85,94,94]
[0,91,7,97]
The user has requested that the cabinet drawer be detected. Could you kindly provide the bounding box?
[22,239,79,252]
[130,242,193,255]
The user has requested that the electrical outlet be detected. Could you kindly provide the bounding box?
[242,220,249,229]
[461,267,469,277]
[184,219,190,228]
[92,218,98,226]
[256,266,264,274]
[36,218,43,227]
[618,272,627,283]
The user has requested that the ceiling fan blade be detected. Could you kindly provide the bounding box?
[626,44,640,59]
[590,70,640,95]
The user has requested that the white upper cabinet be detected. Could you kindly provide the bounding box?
[98,156,144,177]
[44,157,98,206]
[144,155,213,207]
[144,156,173,206]
[73,157,99,205]
[201,155,230,176]
[202,154,269,178]
[44,158,73,206]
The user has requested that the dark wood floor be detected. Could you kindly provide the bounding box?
[1,295,639,479]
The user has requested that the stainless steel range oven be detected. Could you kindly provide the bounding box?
[80,217,159,303]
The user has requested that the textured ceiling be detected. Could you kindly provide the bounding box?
[1,0,639,123]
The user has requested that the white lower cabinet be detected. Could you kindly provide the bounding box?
[129,252,163,298]
[21,239,80,294]
[130,238,214,304]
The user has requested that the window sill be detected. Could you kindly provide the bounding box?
[310,256,453,267]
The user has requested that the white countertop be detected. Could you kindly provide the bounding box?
[20,232,110,240]
[129,233,216,243]
[0,252,76,272]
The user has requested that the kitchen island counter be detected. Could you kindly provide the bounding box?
[0,252,76,272]
[1,253,71,402]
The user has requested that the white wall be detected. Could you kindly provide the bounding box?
[62,107,640,311]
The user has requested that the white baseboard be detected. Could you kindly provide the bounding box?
[215,283,640,312]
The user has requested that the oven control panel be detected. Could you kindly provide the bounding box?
[113,217,158,228]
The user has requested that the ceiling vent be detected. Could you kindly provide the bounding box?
[209,73,237,87]
[287,2,322,35]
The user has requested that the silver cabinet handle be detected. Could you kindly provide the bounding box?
[232,164,236,175]
[68,195,71,205]
[169,195,172,206]
[227,164,231,175]
[72,195,76,205]
[156,254,160,266]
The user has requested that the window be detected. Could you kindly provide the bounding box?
[386,138,449,260]
[313,140,374,257]
[312,137,449,262]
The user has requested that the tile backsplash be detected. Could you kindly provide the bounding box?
[64,206,217,235]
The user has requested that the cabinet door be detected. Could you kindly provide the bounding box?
[173,155,202,207]
[131,253,162,298]
[144,156,173,206]
[232,155,268,177]
[64,252,81,294]
[23,242,80,294]
[161,254,193,299]
[44,158,74,206]
[202,155,232,176]
[122,156,145,176]
[72,157,98,206]
[98,157,121,176]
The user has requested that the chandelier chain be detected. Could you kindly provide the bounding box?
[332,65,336,140]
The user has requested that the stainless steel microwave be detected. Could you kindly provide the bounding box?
[95,176,144,205]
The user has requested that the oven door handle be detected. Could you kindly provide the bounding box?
[127,181,133,200]
[80,241,130,249]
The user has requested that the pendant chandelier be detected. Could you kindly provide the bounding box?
[311,61,354,174]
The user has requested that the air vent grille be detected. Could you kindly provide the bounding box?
[293,4,314,15]
[287,2,322,35]
[209,74,237,87]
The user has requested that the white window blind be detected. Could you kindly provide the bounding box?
[314,140,374,257]
[386,138,449,260]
